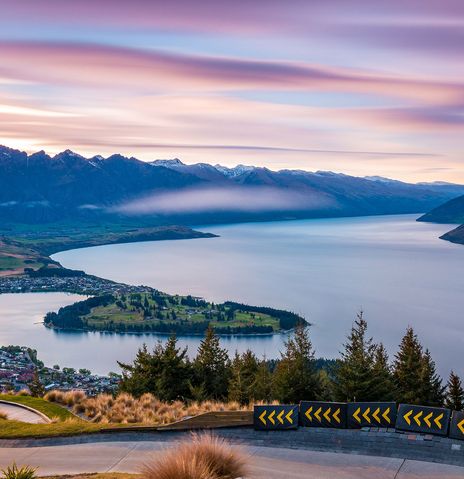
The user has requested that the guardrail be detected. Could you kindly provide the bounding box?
[254,401,464,441]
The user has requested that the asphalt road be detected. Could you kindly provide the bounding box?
[0,402,47,424]
[1,440,464,478]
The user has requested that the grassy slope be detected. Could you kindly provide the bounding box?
[44,475,139,479]
[0,420,137,439]
[0,394,74,421]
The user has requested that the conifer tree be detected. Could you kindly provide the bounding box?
[418,349,444,406]
[393,327,424,404]
[251,357,273,402]
[370,343,396,401]
[193,327,231,400]
[228,350,259,404]
[446,371,464,411]
[28,369,45,398]
[272,322,321,403]
[118,336,192,400]
[333,311,378,401]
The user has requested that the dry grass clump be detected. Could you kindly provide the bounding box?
[0,411,8,420]
[44,390,254,425]
[142,433,248,479]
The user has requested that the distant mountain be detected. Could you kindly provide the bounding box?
[2,145,464,225]
[417,195,464,224]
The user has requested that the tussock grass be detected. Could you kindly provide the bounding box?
[142,434,248,479]
[45,391,258,425]
[0,411,8,420]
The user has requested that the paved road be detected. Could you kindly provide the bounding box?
[0,402,47,424]
[1,440,464,478]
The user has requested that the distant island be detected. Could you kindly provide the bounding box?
[43,292,306,335]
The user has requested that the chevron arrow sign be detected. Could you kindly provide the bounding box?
[254,404,299,430]
[347,402,396,429]
[446,410,464,441]
[300,401,347,429]
[396,404,450,436]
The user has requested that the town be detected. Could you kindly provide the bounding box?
[0,272,156,296]
[0,345,120,395]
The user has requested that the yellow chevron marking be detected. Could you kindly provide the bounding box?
[434,413,444,429]
[353,407,361,423]
[458,418,464,435]
[414,411,423,426]
[323,407,331,422]
[277,410,285,424]
[268,410,275,425]
[383,407,391,424]
[285,409,293,424]
[314,407,322,422]
[305,406,313,422]
[333,408,341,424]
[363,407,371,423]
[259,410,267,426]
[372,407,381,424]
[404,410,413,426]
[424,412,433,428]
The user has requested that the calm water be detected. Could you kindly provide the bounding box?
[1,214,463,376]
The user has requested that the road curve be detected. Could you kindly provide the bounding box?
[0,401,48,424]
[1,440,464,478]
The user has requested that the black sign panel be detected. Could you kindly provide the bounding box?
[347,402,396,428]
[396,404,450,436]
[300,401,347,428]
[254,404,299,430]
[449,410,464,441]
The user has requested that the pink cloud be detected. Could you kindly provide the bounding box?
[0,41,462,104]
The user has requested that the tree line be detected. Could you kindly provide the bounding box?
[118,311,464,410]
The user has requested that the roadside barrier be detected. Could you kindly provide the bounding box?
[300,401,347,428]
[253,404,298,430]
[449,411,464,441]
[396,404,450,436]
[347,402,396,428]
[253,401,462,440]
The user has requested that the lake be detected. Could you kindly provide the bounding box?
[1,214,463,376]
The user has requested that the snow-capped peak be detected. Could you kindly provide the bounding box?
[151,158,185,168]
[214,164,255,177]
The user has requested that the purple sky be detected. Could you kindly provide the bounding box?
[0,0,463,181]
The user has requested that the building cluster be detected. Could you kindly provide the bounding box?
[0,274,155,295]
[0,346,120,395]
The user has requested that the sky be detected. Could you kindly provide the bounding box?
[0,0,463,182]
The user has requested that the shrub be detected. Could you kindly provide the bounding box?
[1,463,37,479]
[45,390,253,424]
[142,434,248,479]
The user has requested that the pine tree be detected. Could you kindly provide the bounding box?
[446,371,464,411]
[193,327,231,400]
[393,327,424,404]
[272,323,321,403]
[28,369,45,398]
[118,336,192,400]
[228,350,259,404]
[333,312,378,402]
[251,358,273,402]
[370,343,396,401]
[419,349,444,406]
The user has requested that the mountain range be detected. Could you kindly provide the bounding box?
[1,145,464,225]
